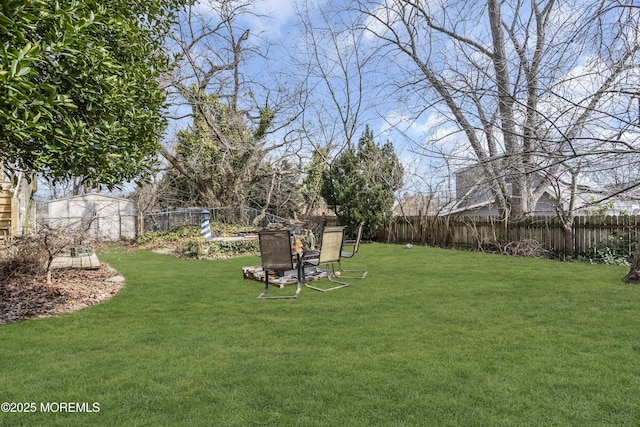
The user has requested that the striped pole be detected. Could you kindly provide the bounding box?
[200,209,212,240]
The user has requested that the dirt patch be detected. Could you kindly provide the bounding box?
[0,262,124,324]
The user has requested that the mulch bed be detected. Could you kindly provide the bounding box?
[0,262,124,324]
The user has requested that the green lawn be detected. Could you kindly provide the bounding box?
[1,244,639,426]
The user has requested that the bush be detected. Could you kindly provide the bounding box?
[182,237,209,258]
[585,234,635,266]
[179,238,259,259]
[0,237,48,278]
[207,239,259,257]
[0,223,95,282]
[136,225,200,246]
[137,223,261,247]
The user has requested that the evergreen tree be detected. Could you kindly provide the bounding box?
[321,126,403,237]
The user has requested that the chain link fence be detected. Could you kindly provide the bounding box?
[140,206,288,234]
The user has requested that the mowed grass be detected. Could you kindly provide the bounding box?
[1,244,639,426]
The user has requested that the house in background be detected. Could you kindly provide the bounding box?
[48,194,136,241]
[393,193,445,217]
[449,165,640,217]
[0,167,36,241]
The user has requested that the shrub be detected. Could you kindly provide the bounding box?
[206,239,259,257]
[136,225,200,246]
[0,223,95,282]
[182,237,209,258]
[0,237,47,278]
[137,223,261,247]
[179,238,259,259]
[586,234,635,266]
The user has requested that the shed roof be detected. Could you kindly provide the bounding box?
[48,194,133,205]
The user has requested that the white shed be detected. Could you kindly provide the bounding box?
[48,194,136,241]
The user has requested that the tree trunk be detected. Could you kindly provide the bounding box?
[562,224,575,260]
[623,261,640,283]
[623,246,640,283]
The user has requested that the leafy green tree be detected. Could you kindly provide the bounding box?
[321,126,403,236]
[0,0,184,188]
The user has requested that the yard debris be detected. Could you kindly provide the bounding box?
[242,265,328,288]
[0,262,124,324]
[0,281,67,323]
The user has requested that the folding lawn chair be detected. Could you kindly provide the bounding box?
[303,226,351,292]
[338,222,368,279]
[257,229,302,300]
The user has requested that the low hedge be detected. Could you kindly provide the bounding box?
[181,237,259,259]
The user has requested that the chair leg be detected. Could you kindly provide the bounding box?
[304,262,351,292]
[336,259,368,279]
[257,270,301,300]
[257,269,271,299]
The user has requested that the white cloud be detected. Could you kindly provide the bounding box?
[362,0,396,42]
[244,0,301,38]
[380,110,457,145]
[193,0,303,39]
[249,0,299,20]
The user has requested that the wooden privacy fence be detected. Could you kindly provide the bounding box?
[378,215,640,256]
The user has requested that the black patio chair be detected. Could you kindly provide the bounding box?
[338,222,368,279]
[256,229,302,300]
[303,226,351,292]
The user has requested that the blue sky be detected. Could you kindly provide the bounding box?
[32,0,637,204]
[186,0,508,198]
[173,0,443,193]
[166,0,640,199]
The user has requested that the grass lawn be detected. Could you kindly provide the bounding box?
[1,244,639,426]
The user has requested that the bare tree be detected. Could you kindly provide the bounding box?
[158,0,303,210]
[352,0,640,227]
[1,220,97,284]
[294,0,377,151]
[293,0,408,216]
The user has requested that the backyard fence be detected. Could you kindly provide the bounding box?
[139,207,639,257]
[378,215,640,256]
[141,206,288,234]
